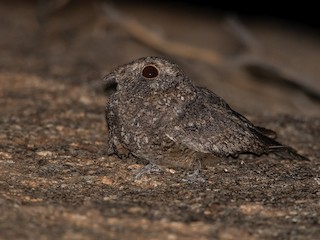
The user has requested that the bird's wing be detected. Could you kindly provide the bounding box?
[165,88,269,157]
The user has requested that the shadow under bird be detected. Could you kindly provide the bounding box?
[104,56,308,179]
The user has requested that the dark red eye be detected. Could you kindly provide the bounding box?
[142,65,159,79]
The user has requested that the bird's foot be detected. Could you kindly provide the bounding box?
[182,160,206,183]
[133,163,163,179]
[183,169,206,183]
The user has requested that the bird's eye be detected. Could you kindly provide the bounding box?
[142,65,159,79]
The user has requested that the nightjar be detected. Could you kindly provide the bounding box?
[104,56,307,175]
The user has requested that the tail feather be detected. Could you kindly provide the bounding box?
[268,145,309,161]
[251,127,309,161]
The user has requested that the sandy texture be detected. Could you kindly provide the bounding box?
[0,1,319,239]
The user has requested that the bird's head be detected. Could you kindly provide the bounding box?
[104,56,191,95]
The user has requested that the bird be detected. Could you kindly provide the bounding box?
[104,56,307,179]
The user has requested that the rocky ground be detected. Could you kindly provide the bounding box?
[0,1,319,239]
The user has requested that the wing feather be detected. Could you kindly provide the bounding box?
[166,88,269,157]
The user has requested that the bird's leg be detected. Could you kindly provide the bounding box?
[133,162,163,179]
[183,160,206,183]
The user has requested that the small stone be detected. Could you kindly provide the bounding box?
[36,151,54,157]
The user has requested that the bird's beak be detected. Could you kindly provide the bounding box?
[103,72,118,92]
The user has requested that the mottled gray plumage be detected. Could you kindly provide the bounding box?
[104,56,307,170]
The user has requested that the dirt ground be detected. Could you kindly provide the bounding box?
[0,1,319,239]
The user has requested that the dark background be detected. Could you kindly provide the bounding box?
[128,0,320,28]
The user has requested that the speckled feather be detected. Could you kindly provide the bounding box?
[104,56,307,169]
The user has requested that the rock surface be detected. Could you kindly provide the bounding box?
[0,1,319,239]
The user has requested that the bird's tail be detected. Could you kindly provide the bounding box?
[268,145,309,161]
[252,127,309,161]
